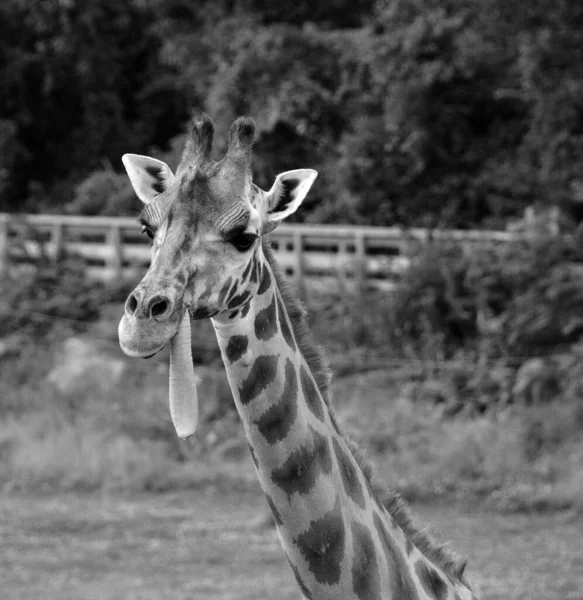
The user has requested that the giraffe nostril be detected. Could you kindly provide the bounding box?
[126,293,138,316]
[149,297,170,319]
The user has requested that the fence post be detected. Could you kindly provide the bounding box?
[52,221,64,264]
[0,215,8,277]
[337,238,348,294]
[354,230,366,295]
[108,223,123,280]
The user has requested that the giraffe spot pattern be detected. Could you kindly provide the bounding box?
[276,293,296,351]
[286,554,313,600]
[373,512,420,600]
[257,265,271,295]
[227,290,251,310]
[250,259,261,284]
[293,497,345,585]
[217,276,233,306]
[175,271,187,286]
[254,295,278,341]
[264,493,283,526]
[238,355,279,405]
[191,305,216,319]
[332,438,366,509]
[226,281,239,303]
[241,258,254,283]
[271,427,333,499]
[171,248,183,268]
[253,359,298,444]
[225,335,248,363]
[299,365,325,422]
[351,520,382,600]
[415,561,447,600]
[240,300,251,318]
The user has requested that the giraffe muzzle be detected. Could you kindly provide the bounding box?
[118,284,183,358]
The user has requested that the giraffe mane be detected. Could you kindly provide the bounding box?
[262,239,470,586]
[262,239,332,395]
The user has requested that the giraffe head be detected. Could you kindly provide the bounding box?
[118,114,317,358]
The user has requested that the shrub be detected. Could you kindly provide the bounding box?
[0,243,136,341]
[466,233,583,357]
[384,232,583,361]
[1,258,100,339]
[389,242,476,355]
[67,170,138,216]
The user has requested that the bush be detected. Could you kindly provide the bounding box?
[384,232,583,360]
[466,233,583,356]
[67,170,138,216]
[0,249,136,341]
[389,242,476,355]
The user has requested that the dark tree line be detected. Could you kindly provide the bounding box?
[2,0,583,228]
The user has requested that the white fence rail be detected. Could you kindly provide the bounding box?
[0,214,524,294]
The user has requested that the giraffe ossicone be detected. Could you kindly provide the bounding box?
[118,114,479,600]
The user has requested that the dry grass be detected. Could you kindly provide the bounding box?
[1,343,582,512]
[332,371,583,512]
[0,346,255,494]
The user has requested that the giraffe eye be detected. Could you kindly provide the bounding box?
[141,225,155,240]
[230,232,257,252]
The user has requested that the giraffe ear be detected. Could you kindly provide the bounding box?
[264,169,317,230]
[122,154,175,204]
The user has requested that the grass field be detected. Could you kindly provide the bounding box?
[1,490,581,600]
[2,304,583,600]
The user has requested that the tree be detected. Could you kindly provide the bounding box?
[0,0,189,212]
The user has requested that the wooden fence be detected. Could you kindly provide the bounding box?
[0,213,522,295]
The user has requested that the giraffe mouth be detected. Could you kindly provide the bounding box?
[120,341,166,359]
[118,313,178,358]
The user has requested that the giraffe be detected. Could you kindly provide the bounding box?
[118,114,479,600]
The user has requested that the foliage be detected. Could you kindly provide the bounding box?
[0,252,133,340]
[0,0,190,212]
[2,345,582,511]
[386,232,583,359]
[467,234,583,355]
[1,0,582,227]
[389,242,475,351]
[67,169,137,216]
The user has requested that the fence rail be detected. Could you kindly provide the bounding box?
[0,213,526,294]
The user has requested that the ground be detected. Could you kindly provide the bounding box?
[1,490,581,600]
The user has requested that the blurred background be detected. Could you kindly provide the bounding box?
[1,1,583,599]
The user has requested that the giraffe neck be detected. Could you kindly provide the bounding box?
[211,249,477,600]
